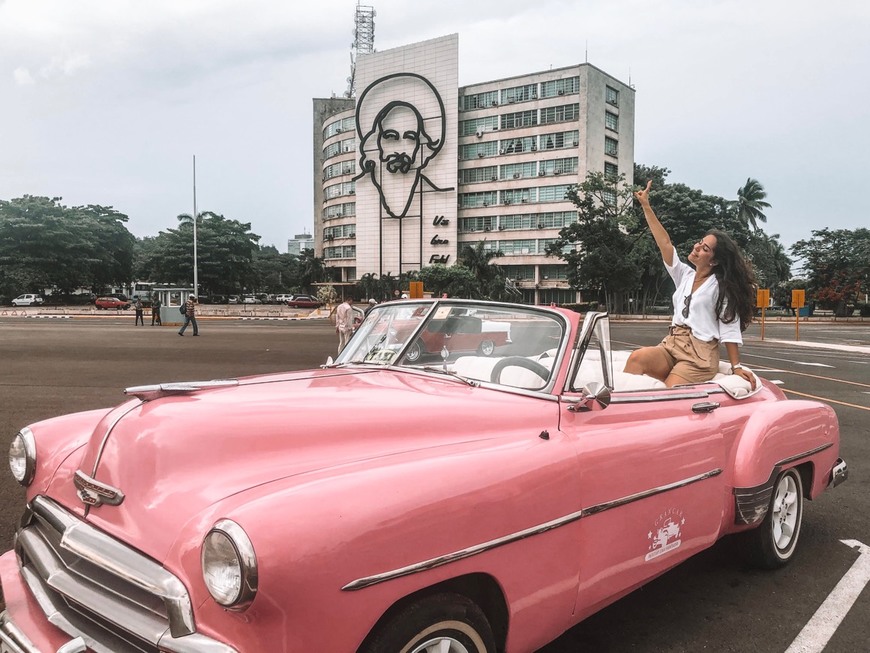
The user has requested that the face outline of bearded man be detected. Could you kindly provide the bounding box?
[355,73,452,219]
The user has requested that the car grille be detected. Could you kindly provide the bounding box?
[14,495,236,653]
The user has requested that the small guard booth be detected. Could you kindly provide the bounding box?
[153,287,195,326]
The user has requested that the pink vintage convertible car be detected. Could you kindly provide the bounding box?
[1,299,846,653]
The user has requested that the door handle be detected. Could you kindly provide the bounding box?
[691,401,720,413]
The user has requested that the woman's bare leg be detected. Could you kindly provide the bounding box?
[624,346,672,382]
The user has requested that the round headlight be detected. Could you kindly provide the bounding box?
[201,519,258,610]
[9,428,36,486]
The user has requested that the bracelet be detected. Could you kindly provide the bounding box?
[731,364,743,372]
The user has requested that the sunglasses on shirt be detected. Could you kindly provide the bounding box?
[682,294,692,318]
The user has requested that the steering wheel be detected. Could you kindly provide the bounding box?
[490,356,551,385]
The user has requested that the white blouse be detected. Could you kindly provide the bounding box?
[664,252,743,345]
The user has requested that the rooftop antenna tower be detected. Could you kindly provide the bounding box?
[346,2,376,98]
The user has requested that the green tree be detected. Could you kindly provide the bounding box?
[135,211,260,296]
[732,177,771,232]
[745,231,791,290]
[791,228,870,315]
[0,196,134,297]
[417,264,480,299]
[545,172,639,312]
[457,240,507,299]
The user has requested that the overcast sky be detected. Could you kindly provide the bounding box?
[1,0,867,256]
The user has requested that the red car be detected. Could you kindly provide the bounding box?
[94,296,131,310]
[284,294,323,308]
[0,299,846,653]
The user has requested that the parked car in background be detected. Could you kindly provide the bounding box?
[274,294,295,303]
[0,299,846,653]
[285,294,323,308]
[11,294,44,306]
[94,296,131,310]
[228,295,240,304]
[241,295,261,304]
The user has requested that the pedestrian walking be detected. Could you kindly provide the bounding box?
[178,296,200,336]
[335,297,356,353]
[134,297,144,326]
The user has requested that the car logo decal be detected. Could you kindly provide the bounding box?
[646,507,685,561]
[74,470,125,507]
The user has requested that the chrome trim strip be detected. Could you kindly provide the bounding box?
[343,468,722,591]
[0,611,40,653]
[611,391,710,404]
[777,442,832,467]
[124,379,239,401]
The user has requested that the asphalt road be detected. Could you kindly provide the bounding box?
[0,314,867,652]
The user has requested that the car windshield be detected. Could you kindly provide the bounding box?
[336,300,567,390]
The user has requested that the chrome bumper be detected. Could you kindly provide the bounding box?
[1,610,85,653]
[829,458,848,488]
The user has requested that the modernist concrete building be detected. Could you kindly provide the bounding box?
[313,34,634,304]
[287,232,315,255]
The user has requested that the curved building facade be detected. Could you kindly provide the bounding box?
[313,33,634,304]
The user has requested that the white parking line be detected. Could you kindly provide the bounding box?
[743,353,834,368]
[785,540,870,653]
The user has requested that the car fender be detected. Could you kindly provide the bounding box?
[730,399,839,498]
[167,428,582,653]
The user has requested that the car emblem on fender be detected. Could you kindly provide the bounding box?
[74,470,125,507]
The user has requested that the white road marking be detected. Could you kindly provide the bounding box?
[765,339,870,355]
[743,353,834,368]
[784,539,870,653]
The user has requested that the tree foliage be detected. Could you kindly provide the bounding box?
[0,195,135,298]
[791,228,870,313]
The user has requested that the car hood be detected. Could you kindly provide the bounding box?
[47,367,555,560]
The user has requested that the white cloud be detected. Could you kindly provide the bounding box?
[12,66,34,85]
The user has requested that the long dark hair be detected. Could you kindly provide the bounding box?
[707,229,756,331]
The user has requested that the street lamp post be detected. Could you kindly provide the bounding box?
[192,155,199,297]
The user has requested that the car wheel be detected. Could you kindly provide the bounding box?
[405,341,423,362]
[477,340,496,356]
[743,468,803,569]
[361,593,496,653]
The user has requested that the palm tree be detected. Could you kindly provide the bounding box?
[732,178,771,231]
[458,241,505,299]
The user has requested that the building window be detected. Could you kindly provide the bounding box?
[501,265,536,280]
[540,104,579,125]
[323,224,356,240]
[605,136,619,156]
[499,239,538,255]
[501,162,537,180]
[605,111,619,132]
[606,86,619,106]
[458,191,498,208]
[324,245,356,260]
[539,130,579,151]
[604,162,619,179]
[500,110,537,130]
[501,188,535,205]
[323,202,356,220]
[499,136,537,154]
[460,166,499,184]
[540,76,579,98]
[540,265,570,280]
[324,161,355,180]
[460,90,499,111]
[538,185,571,203]
[602,189,617,206]
[460,141,499,159]
[539,157,578,176]
[460,116,499,136]
[459,216,497,233]
[501,83,538,104]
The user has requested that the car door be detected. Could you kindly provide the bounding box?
[559,314,727,618]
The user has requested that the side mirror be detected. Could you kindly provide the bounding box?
[568,382,611,412]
